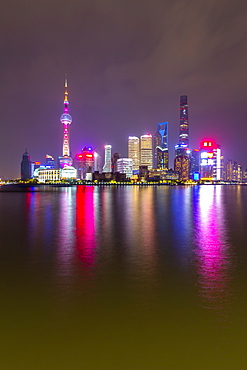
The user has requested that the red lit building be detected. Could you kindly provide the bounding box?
[75,147,94,180]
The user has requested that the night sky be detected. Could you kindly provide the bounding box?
[1,0,247,178]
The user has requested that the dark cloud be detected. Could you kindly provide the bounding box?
[0,0,247,177]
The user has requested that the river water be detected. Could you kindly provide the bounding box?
[0,185,247,369]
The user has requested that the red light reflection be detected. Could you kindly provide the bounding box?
[76,186,96,269]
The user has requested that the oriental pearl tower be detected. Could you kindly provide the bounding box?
[58,78,73,168]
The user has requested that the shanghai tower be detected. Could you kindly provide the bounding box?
[179,95,189,147]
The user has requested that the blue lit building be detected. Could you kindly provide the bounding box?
[153,122,168,169]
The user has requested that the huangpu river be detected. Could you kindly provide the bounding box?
[0,184,247,369]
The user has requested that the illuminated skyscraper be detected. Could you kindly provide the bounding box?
[58,78,73,168]
[103,145,112,172]
[154,122,168,169]
[140,135,153,169]
[94,150,102,172]
[225,159,233,181]
[46,154,55,168]
[190,149,200,180]
[75,147,94,180]
[174,155,190,180]
[199,140,222,180]
[174,143,190,180]
[128,136,140,171]
[179,95,189,146]
[117,158,133,179]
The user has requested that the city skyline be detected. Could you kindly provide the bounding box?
[18,82,247,182]
[18,87,247,182]
[1,0,247,178]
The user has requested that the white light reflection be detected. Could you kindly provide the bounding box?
[55,187,76,289]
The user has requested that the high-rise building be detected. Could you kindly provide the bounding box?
[190,149,200,180]
[237,164,243,182]
[21,150,31,180]
[58,78,73,168]
[117,158,133,179]
[140,134,153,169]
[153,122,168,169]
[46,154,55,168]
[225,159,233,181]
[103,145,112,173]
[75,147,94,180]
[174,155,190,180]
[243,168,247,183]
[94,151,102,172]
[179,95,189,147]
[199,140,222,181]
[232,161,238,181]
[174,143,190,180]
[112,152,120,173]
[128,136,140,171]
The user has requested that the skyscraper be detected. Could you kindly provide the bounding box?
[225,159,233,181]
[76,147,94,180]
[112,152,120,173]
[21,150,31,180]
[174,155,190,180]
[190,149,200,180]
[199,140,222,181]
[153,122,168,169]
[58,78,73,168]
[179,95,189,147]
[128,136,140,171]
[140,135,153,169]
[174,143,190,180]
[46,154,55,168]
[103,145,112,172]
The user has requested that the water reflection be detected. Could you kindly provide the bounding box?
[25,191,42,249]
[75,186,96,269]
[23,185,235,313]
[56,187,76,284]
[193,186,233,312]
[171,187,193,268]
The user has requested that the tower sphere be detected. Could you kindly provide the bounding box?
[60,113,72,125]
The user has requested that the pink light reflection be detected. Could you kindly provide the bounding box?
[194,186,233,311]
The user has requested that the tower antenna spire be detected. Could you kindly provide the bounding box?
[64,74,69,113]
